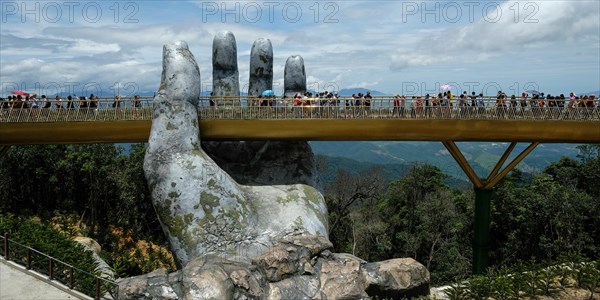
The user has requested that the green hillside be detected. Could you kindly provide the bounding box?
[310,141,581,180]
[316,154,470,189]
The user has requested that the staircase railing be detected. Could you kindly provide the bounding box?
[1,233,118,300]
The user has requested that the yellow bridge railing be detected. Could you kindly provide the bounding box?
[1,96,599,123]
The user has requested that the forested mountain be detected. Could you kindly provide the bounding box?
[311,141,580,181]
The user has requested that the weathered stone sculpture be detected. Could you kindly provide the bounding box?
[248,38,273,97]
[212,30,240,98]
[132,37,430,300]
[284,55,307,97]
[144,40,328,268]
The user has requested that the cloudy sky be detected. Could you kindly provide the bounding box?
[1,0,599,97]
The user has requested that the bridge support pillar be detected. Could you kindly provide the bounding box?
[442,141,539,275]
[473,187,492,274]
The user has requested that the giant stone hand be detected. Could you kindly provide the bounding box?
[143,40,328,268]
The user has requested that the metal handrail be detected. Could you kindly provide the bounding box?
[1,233,118,300]
[0,96,599,123]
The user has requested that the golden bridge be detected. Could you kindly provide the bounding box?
[2,95,599,274]
[1,96,599,145]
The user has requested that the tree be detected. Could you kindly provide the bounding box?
[383,163,471,283]
[491,172,599,265]
[324,166,387,252]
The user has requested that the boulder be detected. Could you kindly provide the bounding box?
[318,253,369,300]
[252,235,332,282]
[74,236,101,254]
[182,256,234,300]
[363,258,431,299]
[118,236,430,300]
[118,268,180,300]
[74,236,115,280]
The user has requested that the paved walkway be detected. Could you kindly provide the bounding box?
[1,259,88,299]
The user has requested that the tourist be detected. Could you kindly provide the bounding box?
[431,94,440,117]
[133,95,142,109]
[519,92,528,112]
[29,94,39,108]
[509,94,517,117]
[470,92,477,107]
[89,94,98,109]
[66,96,76,109]
[476,93,485,114]
[458,92,467,117]
[293,93,302,118]
[568,92,577,108]
[41,95,51,108]
[496,91,506,118]
[112,95,122,108]
[79,96,88,111]
[364,91,372,117]
[55,95,63,109]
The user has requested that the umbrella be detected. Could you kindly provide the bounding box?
[11,91,29,96]
[261,90,274,97]
[525,90,540,95]
[440,85,452,91]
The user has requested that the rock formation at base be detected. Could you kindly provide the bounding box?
[248,38,273,97]
[284,55,307,97]
[118,235,430,300]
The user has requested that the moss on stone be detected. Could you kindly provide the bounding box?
[207,179,217,189]
[259,53,269,64]
[255,67,264,76]
[302,186,322,205]
[184,213,194,224]
[185,160,196,170]
[200,192,220,207]
[166,122,178,130]
[155,200,173,227]
[275,196,286,204]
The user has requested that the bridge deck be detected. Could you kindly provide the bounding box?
[1,98,599,144]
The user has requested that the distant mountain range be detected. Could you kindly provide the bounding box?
[337,88,387,96]
[310,141,582,185]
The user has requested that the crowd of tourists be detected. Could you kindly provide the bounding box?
[0,94,143,110]
[2,90,598,120]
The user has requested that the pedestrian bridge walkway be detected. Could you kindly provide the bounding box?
[0,97,599,145]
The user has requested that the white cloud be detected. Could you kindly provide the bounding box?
[1,1,598,97]
[390,1,600,70]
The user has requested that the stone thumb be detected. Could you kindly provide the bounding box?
[147,41,202,160]
[158,41,201,105]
